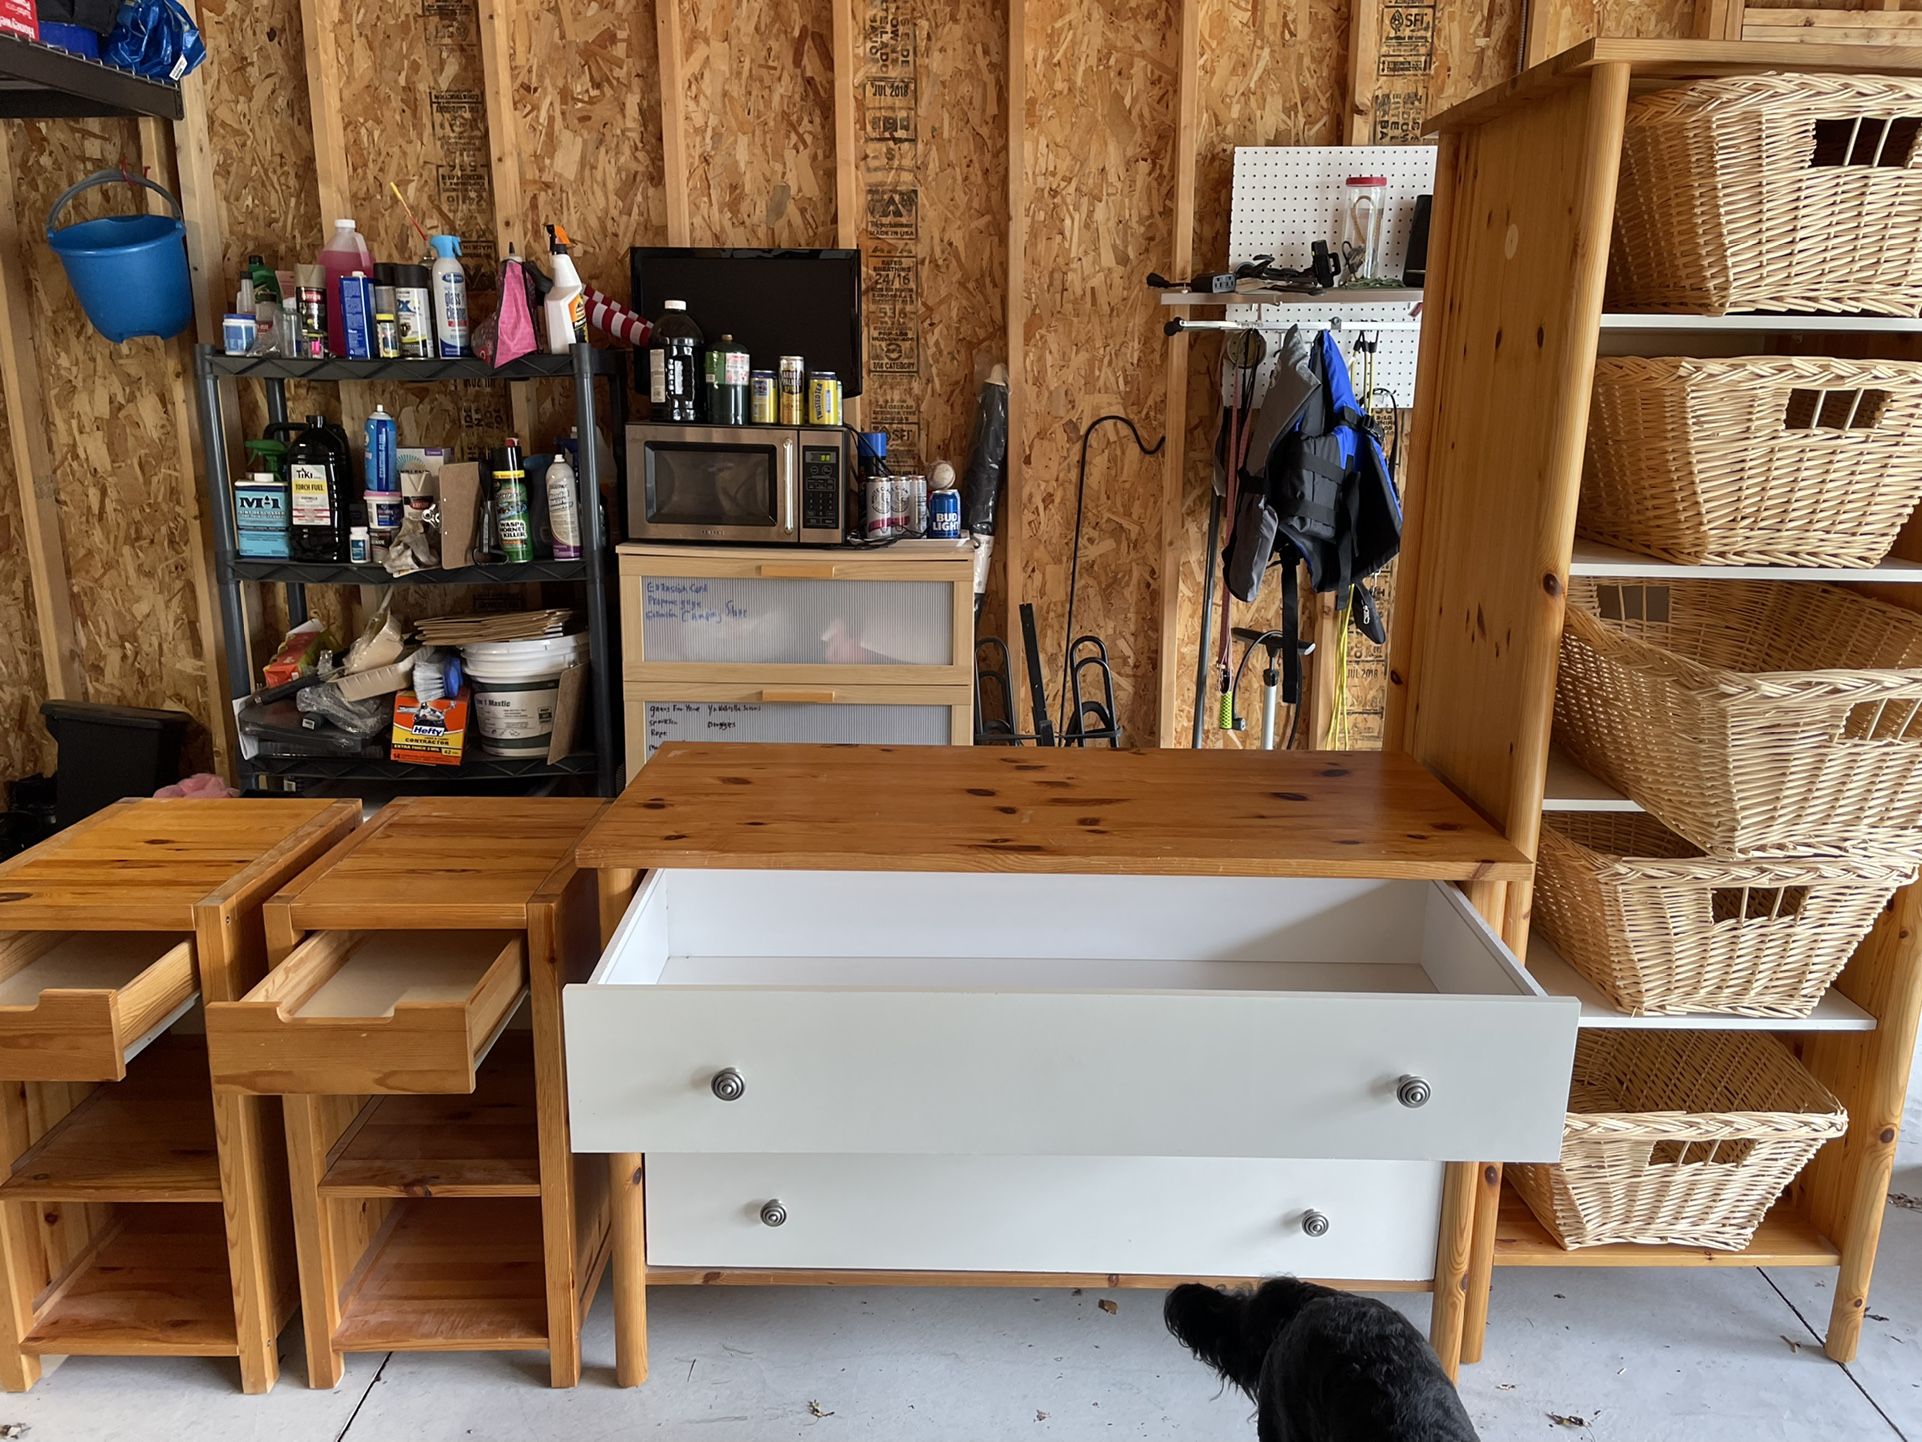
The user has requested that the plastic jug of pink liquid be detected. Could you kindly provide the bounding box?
[317,218,374,357]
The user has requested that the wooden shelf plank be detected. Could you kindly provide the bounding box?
[333,1198,548,1352]
[22,1207,238,1356]
[644,1266,1431,1292]
[320,1034,540,1199]
[1599,312,1922,335]
[1570,540,1922,583]
[1160,286,1423,307]
[277,795,604,931]
[1526,937,1877,1033]
[1494,1184,1839,1268]
[1,1038,220,1202]
[1542,747,1640,814]
[578,745,1532,881]
[0,798,355,930]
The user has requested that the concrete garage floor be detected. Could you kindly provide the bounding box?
[7,1058,1919,1442]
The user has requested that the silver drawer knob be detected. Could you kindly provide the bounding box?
[710,1068,746,1102]
[759,1199,788,1228]
[1396,1074,1432,1109]
[1301,1209,1330,1238]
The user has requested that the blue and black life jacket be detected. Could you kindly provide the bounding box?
[1223,326,1402,705]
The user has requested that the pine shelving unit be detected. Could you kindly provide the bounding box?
[201,796,615,1388]
[0,799,358,1392]
[1390,38,1922,1366]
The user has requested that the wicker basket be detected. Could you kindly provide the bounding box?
[1509,1031,1847,1251]
[1610,73,1922,316]
[1534,812,1914,1017]
[1555,578,1922,854]
[1581,356,1922,567]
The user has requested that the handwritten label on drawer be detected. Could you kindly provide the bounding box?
[643,700,949,758]
[638,575,953,666]
[643,579,748,626]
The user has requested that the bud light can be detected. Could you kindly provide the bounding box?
[929,487,961,539]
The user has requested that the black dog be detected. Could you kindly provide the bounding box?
[1165,1278,1480,1442]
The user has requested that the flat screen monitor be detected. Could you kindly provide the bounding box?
[629,247,863,397]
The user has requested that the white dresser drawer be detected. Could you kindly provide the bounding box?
[564,870,1577,1163]
[645,1154,1444,1280]
[626,684,968,772]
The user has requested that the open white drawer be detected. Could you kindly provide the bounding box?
[565,871,1578,1163]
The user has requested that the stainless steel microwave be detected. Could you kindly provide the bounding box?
[624,422,850,544]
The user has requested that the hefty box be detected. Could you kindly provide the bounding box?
[0,3,38,41]
[391,689,469,765]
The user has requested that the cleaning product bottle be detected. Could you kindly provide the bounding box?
[317,219,375,358]
[648,300,702,422]
[544,224,587,355]
[544,448,581,560]
[271,417,353,563]
[247,254,280,305]
[363,404,398,494]
[235,438,291,559]
[429,235,470,358]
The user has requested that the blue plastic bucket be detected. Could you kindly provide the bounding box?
[46,170,193,343]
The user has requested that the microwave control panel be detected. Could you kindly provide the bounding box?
[800,445,843,532]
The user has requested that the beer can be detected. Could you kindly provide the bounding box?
[808,371,842,427]
[750,370,777,423]
[778,355,806,425]
[929,487,962,539]
[902,473,928,537]
[864,477,894,541]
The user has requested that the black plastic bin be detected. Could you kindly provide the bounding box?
[40,700,194,828]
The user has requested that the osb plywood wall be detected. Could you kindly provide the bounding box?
[1014,0,1180,745]
[681,0,838,247]
[0,399,49,781]
[0,0,1718,787]
[7,120,215,774]
[853,0,1008,478]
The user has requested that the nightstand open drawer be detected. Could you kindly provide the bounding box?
[620,547,972,687]
[0,932,197,1082]
[565,871,1578,1163]
[206,931,525,1095]
[646,1154,1445,1280]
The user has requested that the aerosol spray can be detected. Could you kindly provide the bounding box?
[429,235,471,359]
[380,262,433,360]
[491,437,532,564]
[295,264,328,358]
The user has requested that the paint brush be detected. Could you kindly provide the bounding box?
[390,181,433,250]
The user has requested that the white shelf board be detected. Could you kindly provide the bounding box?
[1527,936,1876,1032]
[1571,540,1922,583]
[1600,312,1922,334]
[1161,286,1423,307]
[1543,747,1640,813]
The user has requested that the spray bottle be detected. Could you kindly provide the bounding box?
[429,235,470,358]
[543,224,587,355]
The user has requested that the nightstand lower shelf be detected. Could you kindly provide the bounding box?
[334,1197,548,1352]
[22,1206,239,1357]
[1492,1184,1839,1269]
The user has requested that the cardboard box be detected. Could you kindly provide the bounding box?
[391,689,469,765]
[437,461,482,568]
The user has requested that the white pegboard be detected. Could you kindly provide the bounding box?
[1222,145,1437,408]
